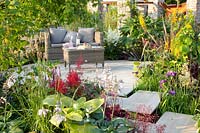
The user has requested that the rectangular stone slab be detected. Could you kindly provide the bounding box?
[156,112,197,133]
[118,86,133,97]
[120,90,160,114]
[128,119,166,133]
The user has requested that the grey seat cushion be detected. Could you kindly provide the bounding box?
[50,28,67,43]
[78,28,95,43]
[89,42,100,46]
[51,43,65,48]
[63,31,77,43]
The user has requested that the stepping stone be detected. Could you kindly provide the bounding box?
[128,119,166,133]
[156,112,198,133]
[118,86,133,97]
[120,90,160,114]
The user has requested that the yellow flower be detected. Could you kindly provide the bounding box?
[174,47,180,57]
[185,23,192,29]
[171,12,177,24]
[4,38,9,44]
[139,14,147,32]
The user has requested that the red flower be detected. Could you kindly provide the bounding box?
[66,70,81,87]
[50,79,67,94]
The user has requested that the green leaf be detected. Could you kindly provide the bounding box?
[63,108,74,114]
[77,97,86,104]
[60,96,74,108]
[116,126,129,132]
[70,123,101,133]
[83,98,104,114]
[184,38,192,45]
[66,112,83,122]
[112,118,128,128]
[181,45,189,54]
[0,121,5,129]
[8,127,23,133]
[49,114,65,128]
[42,94,57,106]
[72,97,86,110]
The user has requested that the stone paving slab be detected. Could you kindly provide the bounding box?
[128,119,166,133]
[119,90,160,114]
[156,112,197,133]
[118,87,133,97]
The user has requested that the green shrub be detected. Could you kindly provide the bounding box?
[119,16,164,61]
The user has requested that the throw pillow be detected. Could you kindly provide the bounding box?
[50,28,67,43]
[78,28,95,43]
[63,31,77,43]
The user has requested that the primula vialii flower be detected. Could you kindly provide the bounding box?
[66,70,81,87]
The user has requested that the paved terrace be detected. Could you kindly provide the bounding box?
[58,60,138,97]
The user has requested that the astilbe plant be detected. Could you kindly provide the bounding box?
[66,70,81,93]
[49,66,67,95]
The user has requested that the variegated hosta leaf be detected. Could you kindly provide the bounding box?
[66,112,83,121]
[84,98,104,114]
[49,114,66,127]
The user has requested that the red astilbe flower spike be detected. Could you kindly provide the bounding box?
[50,78,67,94]
[66,70,81,88]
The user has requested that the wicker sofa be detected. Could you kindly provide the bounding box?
[43,28,103,60]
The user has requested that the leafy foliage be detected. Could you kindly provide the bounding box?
[135,12,200,116]
[119,16,164,60]
[42,94,104,132]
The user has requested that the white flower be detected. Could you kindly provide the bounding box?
[38,108,49,117]
[54,101,62,113]
[6,74,17,88]
[50,114,66,127]
[118,80,124,91]
[0,97,6,104]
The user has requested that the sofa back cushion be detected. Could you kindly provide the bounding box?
[50,28,67,43]
[63,31,77,43]
[78,28,95,43]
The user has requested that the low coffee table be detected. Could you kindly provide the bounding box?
[63,47,104,69]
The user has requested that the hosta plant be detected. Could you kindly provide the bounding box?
[40,95,104,132]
